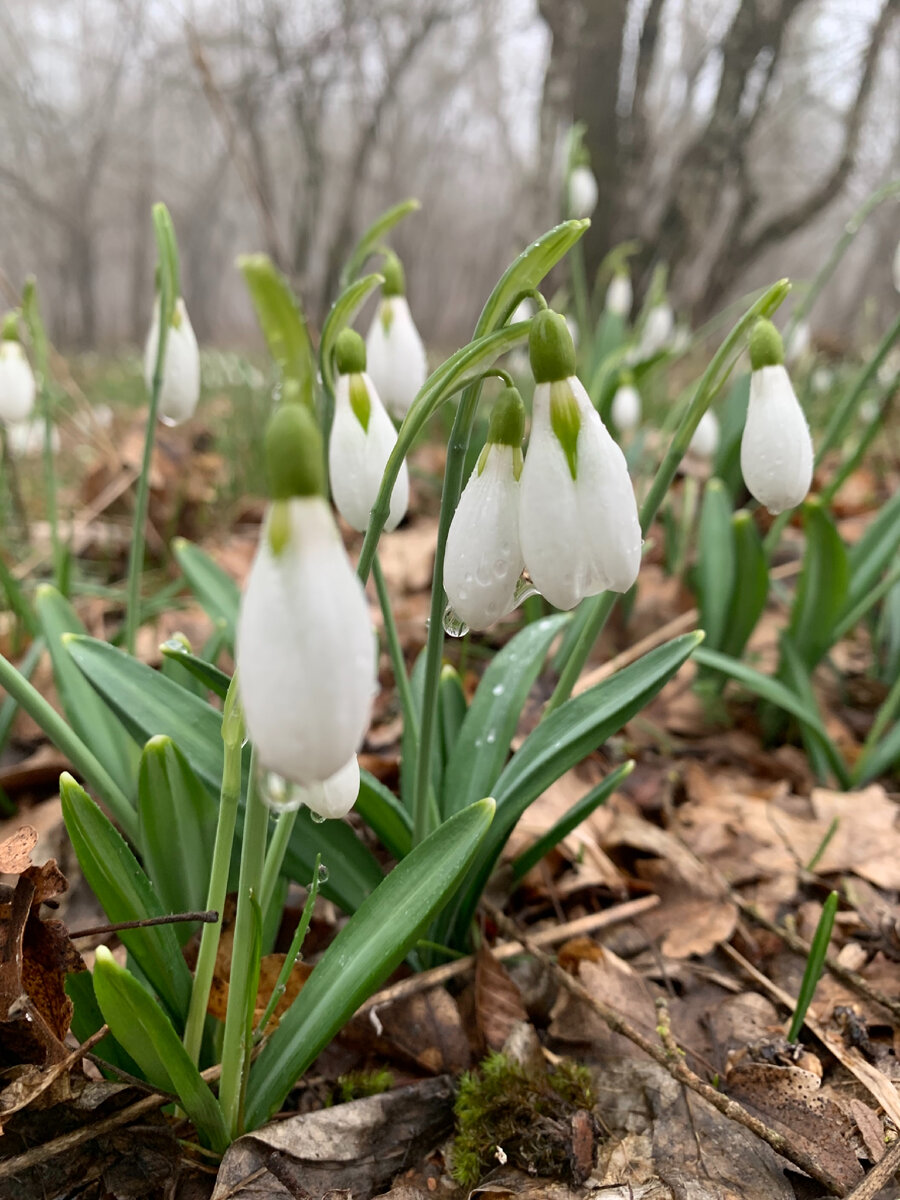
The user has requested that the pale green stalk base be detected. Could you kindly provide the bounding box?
[259,806,298,923]
[42,393,63,589]
[372,554,418,743]
[218,749,269,1137]
[254,854,322,1040]
[183,733,243,1065]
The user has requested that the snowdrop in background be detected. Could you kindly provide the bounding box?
[0,315,36,424]
[365,251,427,420]
[144,295,201,426]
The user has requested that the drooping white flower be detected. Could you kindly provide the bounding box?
[689,409,719,459]
[568,164,598,219]
[638,302,675,357]
[520,311,642,611]
[364,254,427,421]
[328,329,408,532]
[0,339,36,424]
[741,319,813,514]
[786,319,811,365]
[144,296,201,425]
[7,419,60,458]
[236,404,376,790]
[264,755,361,820]
[444,386,525,630]
[605,272,632,317]
[611,383,641,432]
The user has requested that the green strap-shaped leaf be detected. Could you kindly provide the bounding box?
[340,197,420,289]
[719,511,768,661]
[66,971,143,1077]
[159,639,231,700]
[443,633,702,946]
[779,634,850,787]
[695,480,735,652]
[36,585,137,799]
[60,774,192,1021]
[442,615,569,817]
[244,797,495,1129]
[439,664,468,766]
[787,499,848,670]
[172,538,240,649]
[238,255,316,408]
[93,948,229,1153]
[138,736,218,932]
[844,488,900,616]
[356,770,412,860]
[64,635,384,914]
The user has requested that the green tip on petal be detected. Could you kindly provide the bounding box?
[1,312,20,342]
[549,380,581,480]
[486,386,525,448]
[749,318,784,371]
[335,328,367,375]
[381,251,406,298]
[529,310,576,384]
[348,373,371,432]
[265,404,325,500]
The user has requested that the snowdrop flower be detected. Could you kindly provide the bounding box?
[329,328,408,532]
[0,318,36,424]
[444,386,526,630]
[638,302,675,357]
[741,319,813,514]
[786,319,811,365]
[689,409,719,460]
[611,381,641,432]
[606,271,632,318]
[568,163,598,219]
[365,253,427,421]
[237,403,376,793]
[144,296,201,425]
[520,311,641,611]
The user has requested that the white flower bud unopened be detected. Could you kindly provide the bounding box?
[236,497,376,787]
[444,444,524,630]
[639,303,674,357]
[365,297,427,421]
[741,364,813,514]
[606,274,632,317]
[568,165,598,219]
[611,384,641,432]
[520,377,641,610]
[329,372,408,532]
[689,409,719,460]
[144,297,201,425]
[0,341,36,424]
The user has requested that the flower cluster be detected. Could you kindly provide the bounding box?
[444,311,642,629]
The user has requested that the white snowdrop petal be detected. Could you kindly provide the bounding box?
[640,304,674,357]
[365,297,427,421]
[611,385,641,431]
[0,342,36,423]
[689,409,719,459]
[329,373,409,533]
[741,364,813,514]
[606,275,632,317]
[236,497,376,785]
[296,755,361,820]
[144,298,201,425]
[568,165,598,219]
[444,445,524,630]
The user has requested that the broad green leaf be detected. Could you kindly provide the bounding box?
[65,636,383,914]
[238,254,316,408]
[340,198,420,288]
[36,585,137,798]
[0,636,43,757]
[319,272,384,398]
[475,220,588,337]
[138,736,218,932]
[66,971,143,1077]
[444,633,702,945]
[356,770,412,860]
[442,615,569,817]
[779,635,850,787]
[60,774,192,1021]
[720,512,768,660]
[695,479,734,651]
[788,499,848,669]
[439,664,468,765]
[93,948,228,1153]
[0,553,38,637]
[512,760,634,880]
[244,797,495,1129]
[845,488,900,615]
[172,539,240,648]
[160,638,231,700]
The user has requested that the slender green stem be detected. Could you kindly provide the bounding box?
[259,806,298,923]
[672,475,699,580]
[41,381,63,589]
[832,561,900,645]
[858,664,900,769]
[0,636,44,756]
[253,854,322,1041]
[0,649,137,839]
[125,291,170,655]
[373,554,418,741]
[218,748,269,1137]
[1,426,29,543]
[821,375,897,507]
[788,891,838,1043]
[548,280,791,712]
[183,719,244,1065]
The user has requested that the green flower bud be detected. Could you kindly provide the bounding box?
[486,386,525,448]
[265,403,325,501]
[381,251,406,298]
[749,318,785,371]
[335,327,367,375]
[529,310,576,384]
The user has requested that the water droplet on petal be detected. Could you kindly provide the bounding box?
[162,637,186,653]
[513,578,540,605]
[310,810,327,824]
[160,414,181,428]
[442,604,469,638]
[317,863,329,882]
[261,770,303,813]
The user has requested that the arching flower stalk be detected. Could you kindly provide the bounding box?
[329,328,409,532]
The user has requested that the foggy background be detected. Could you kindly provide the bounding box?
[0,0,897,351]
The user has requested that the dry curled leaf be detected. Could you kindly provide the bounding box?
[475,943,528,1052]
[0,825,37,875]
